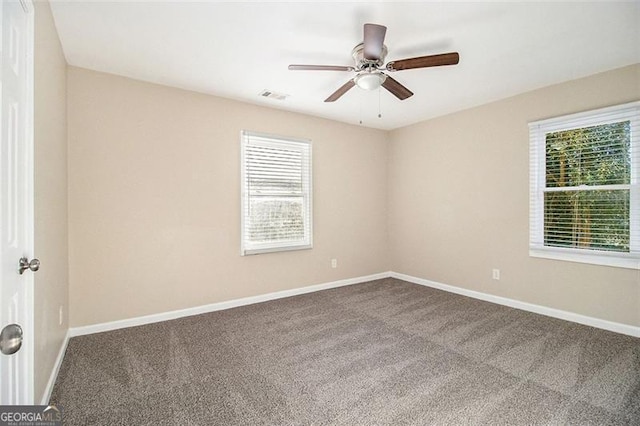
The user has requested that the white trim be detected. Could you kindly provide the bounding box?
[242,243,313,256]
[529,101,640,270]
[240,130,313,256]
[11,0,36,404]
[390,271,640,338]
[45,271,638,397]
[24,0,35,402]
[66,270,640,340]
[39,329,70,405]
[543,184,631,192]
[530,248,640,270]
[69,272,389,337]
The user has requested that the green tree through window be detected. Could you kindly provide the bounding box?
[544,122,630,252]
[529,101,639,269]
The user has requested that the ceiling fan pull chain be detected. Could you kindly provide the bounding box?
[378,87,382,118]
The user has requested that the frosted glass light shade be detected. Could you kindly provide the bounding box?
[354,72,386,90]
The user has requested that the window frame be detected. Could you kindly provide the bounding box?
[240,130,313,256]
[529,101,640,270]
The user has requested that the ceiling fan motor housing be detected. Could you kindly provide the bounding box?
[351,43,387,71]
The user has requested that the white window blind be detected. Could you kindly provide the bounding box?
[529,101,640,269]
[240,131,312,255]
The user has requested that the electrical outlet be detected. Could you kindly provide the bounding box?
[59,306,63,326]
[331,258,338,268]
[492,269,500,280]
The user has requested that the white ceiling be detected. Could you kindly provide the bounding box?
[49,1,640,130]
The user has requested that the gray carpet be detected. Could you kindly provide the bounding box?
[50,278,640,425]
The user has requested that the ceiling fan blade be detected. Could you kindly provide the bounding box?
[289,64,355,71]
[324,79,356,102]
[386,52,460,71]
[382,75,413,100]
[363,23,387,60]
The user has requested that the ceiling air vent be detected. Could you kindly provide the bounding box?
[259,90,289,101]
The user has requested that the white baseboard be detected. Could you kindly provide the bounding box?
[69,272,390,337]
[40,328,70,405]
[390,271,640,338]
[67,270,640,340]
[51,270,637,401]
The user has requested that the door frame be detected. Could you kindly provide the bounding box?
[23,0,35,405]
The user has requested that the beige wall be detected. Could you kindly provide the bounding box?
[33,1,68,402]
[388,64,640,327]
[67,67,389,327]
[67,62,639,329]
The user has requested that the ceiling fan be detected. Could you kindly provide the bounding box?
[289,23,459,102]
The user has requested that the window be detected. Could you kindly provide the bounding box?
[240,131,312,255]
[529,101,639,269]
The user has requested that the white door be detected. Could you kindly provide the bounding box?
[0,0,34,405]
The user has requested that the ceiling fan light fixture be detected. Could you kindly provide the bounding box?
[290,23,459,102]
[354,72,386,90]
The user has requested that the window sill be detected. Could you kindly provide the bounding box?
[241,243,312,256]
[530,247,640,270]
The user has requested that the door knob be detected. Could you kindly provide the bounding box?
[0,324,23,355]
[18,257,40,275]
